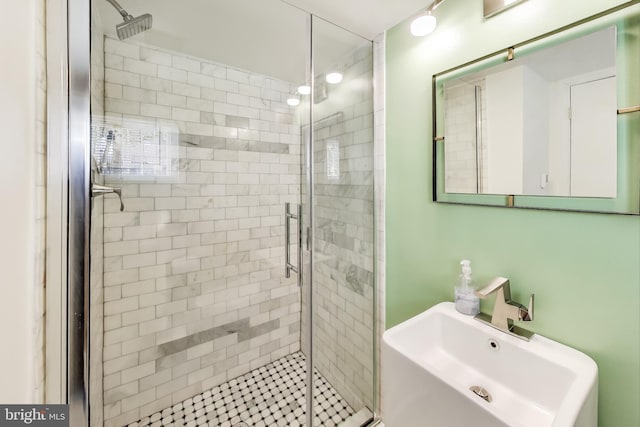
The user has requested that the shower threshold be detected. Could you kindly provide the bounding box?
[127,352,366,427]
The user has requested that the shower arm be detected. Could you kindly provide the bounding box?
[106,0,133,20]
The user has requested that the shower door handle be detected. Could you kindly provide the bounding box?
[285,203,302,284]
[92,183,125,211]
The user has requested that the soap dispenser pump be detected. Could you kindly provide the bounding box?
[455,259,480,316]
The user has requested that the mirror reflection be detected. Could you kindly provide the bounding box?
[442,27,617,197]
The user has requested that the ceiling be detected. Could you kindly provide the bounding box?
[95,0,429,83]
[281,0,428,40]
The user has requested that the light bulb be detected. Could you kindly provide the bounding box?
[298,85,311,95]
[325,72,343,84]
[286,97,300,106]
[410,13,437,37]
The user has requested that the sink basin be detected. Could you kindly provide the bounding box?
[382,302,597,427]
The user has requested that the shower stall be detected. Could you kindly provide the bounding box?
[67,0,378,426]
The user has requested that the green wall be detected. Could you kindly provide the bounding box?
[385,0,640,425]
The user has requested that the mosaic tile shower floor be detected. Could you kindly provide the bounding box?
[127,352,356,427]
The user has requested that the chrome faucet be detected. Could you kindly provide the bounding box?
[475,277,534,340]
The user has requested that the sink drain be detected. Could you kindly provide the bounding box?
[470,385,492,402]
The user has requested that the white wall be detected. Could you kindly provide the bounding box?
[485,66,524,194]
[522,67,550,195]
[0,0,37,403]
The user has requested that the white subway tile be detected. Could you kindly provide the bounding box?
[213,126,238,139]
[121,280,156,297]
[227,229,250,242]
[158,65,187,82]
[186,122,213,136]
[121,388,156,413]
[187,366,213,386]
[227,68,250,84]
[156,248,186,264]
[172,82,200,98]
[214,78,238,93]
[105,69,141,87]
[185,196,214,209]
[172,55,200,72]
[183,146,211,160]
[155,197,186,210]
[105,53,124,70]
[237,129,259,141]
[211,102,237,116]
[172,234,201,248]
[186,97,214,112]
[122,306,155,326]
[157,92,187,108]
[171,210,200,223]
[106,98,140,115]
[250,97,269,110]
[139,316,172,335]
[104,296,139,316]
[201,88,226,102]
[124,58,157,76]
[122,87,156,104]
[104,269,139,287]
[186,342,213,360]
[157,223,187,237]
[140,210,172,225]
[140,103,171,119]
[139,264,170,280]
[104,240,139,257]
[156,300,187,317]
[122,252,156,269]
[105,38,140,59]
[227,93,250,107]
[172,184,201,197]
[238,106,260,119]
[105,83,123,99]
[139,237,173,254]
[121,334,156,355]
[104,325,137,347]
[140,76,172,92]
[140,47,172,66]
[104,314,122,332]
[172,107,200,122]
[200,63,226,78]
[104,286,122,302]
[238,83,261,98]
[187,72,215,88]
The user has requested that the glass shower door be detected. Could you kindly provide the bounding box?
[302,15,376,426]
[87,1,313,426]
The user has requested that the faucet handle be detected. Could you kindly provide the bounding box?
[476,277,510,299]
[521,294,534,321]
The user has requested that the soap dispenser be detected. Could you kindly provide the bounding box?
[455,260,480,316]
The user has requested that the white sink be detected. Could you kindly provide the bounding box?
[382,302,597,427]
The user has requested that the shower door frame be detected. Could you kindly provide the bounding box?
[67,0,92,425]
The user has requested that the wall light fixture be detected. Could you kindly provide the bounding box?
[410,0,445,37]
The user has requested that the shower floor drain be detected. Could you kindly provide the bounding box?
[232,423,249,427]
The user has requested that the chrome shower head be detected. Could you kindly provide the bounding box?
[106,0,152,40]
[116,13,152,40]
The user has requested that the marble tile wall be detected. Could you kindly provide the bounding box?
[443,79,489,193]
[98,36,301,427]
